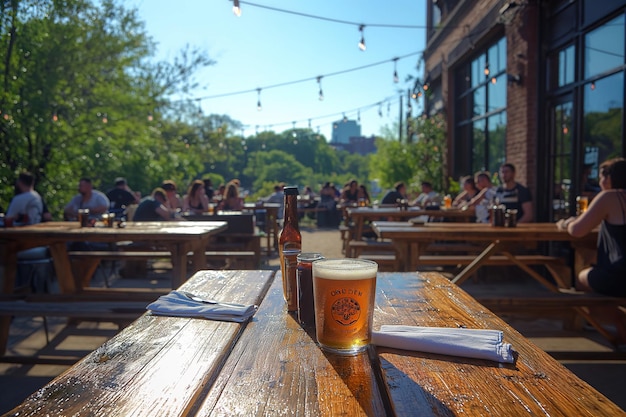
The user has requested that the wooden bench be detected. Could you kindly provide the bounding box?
[68,249,260,271]
[347,240,393,258]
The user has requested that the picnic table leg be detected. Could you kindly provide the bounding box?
[169,243,187,289]
[500,251,559,292]
[411,242,430,272]
[190,239,206,273]
[48,242,78,293]
[451,241,500,285]
[0,242,18,355]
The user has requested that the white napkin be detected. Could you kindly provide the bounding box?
[146,291,257,323]
[372,325,515,363]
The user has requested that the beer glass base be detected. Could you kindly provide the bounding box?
[318,343,368,356]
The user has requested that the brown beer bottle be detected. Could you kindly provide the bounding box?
[279,186,302,311]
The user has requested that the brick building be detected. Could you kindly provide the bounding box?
[423,0,626,221]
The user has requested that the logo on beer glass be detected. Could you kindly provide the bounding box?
[331,297,361,325]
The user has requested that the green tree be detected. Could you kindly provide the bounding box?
[0,0,213,216]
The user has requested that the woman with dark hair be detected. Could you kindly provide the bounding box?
[558,157,626,343]
[183,179,209,214]
[453,176,480,207]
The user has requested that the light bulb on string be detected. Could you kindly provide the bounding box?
[102,113,108,124]
[378,103,383,117]
[317,76,324,101]
[357,110,361,122]
[590,82,596,91]
[423,82,429,91]
[392,57,399,83]
[292,121,297,138]
[256,88,262,111]
[308,119,312,129]
[52,112,58,122]
[484,63,490,76]
[342,113,348,122]
[358,25,366,51]
[147,112,153,122]
[491,77,497,84]
[232,0,241,16]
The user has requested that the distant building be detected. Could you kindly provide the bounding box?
[330,135,376,155]
[423,0,626,222]
[331,119,360,144]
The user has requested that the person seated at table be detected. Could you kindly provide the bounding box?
[466,171,498,223]
[453,176,480,207]
[218,181,244,211]
[106,177,140,212]
[340,180,359,205]
[203,178,215,202]
[495,163,533,223]
[558,157,626,295]
[183,179,209,214]
[161,180,183,211]
[412,181,441,207]
[263,182,285,219]
[358,184,371,206]
[381,181,407,205]
[132,188,172,221]
[5,171,43,225]
[63,177,110,220]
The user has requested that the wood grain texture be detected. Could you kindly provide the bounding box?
[195,272,389,417]
[373,272,625,416]
[4,270,274,417]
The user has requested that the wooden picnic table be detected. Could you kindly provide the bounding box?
[0,221,227,356]
[372,221,597,287]
[6,270,623,416]
[244,202,281,254]
[346,206,475,242]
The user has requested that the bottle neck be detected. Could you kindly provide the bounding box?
[284,194,299,231]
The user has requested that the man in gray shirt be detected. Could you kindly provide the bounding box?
[5,171,43,225]
[64,177,110,220]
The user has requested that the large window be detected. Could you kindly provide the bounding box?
[583,15,625,173]
[456,37,507,176]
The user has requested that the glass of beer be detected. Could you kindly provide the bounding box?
[312,258,378,355]
[576,196,588,215]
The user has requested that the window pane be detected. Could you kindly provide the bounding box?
[498,38,507,73]
[473,86,486,116]
[488,75,507,111]
[583,73,624,165]
[559,45,575,86]
[552,102,573,220]
[472,119,486,173]
[488,113,506,175]
[584,15,625,79]
[472,54,486,88]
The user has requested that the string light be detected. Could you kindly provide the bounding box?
[484,63,490,76]
[317,76,324,100]
[233,0,242,16]
[491,77,497,84]
[590,82,596,91]
[357,110,361,122]
[358,25,366,51]
[52,112,58,122]
[256,88,262,111]
[147,112,153,122]
[392,57,399,83]
[342,113,348,122]
[101,113,108,124]
[378,102,383,117]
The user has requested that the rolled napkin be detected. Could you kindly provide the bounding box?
[146,291,257,323]
[372,325,515,363]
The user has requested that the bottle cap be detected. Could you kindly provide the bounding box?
[284,186,299,195]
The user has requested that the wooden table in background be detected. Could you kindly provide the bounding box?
[7,270,623,416]
[0,221,227,355]
[346,206,475,241]
[372,222,597,288]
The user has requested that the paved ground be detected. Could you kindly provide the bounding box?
[1,226,625,413]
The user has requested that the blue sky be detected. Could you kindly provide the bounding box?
[127,0,427,140]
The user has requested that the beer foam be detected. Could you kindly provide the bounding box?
[313,259,378,280]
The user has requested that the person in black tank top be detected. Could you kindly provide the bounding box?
[558,157,626,344]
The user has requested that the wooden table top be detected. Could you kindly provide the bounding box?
[7,270,622,416]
